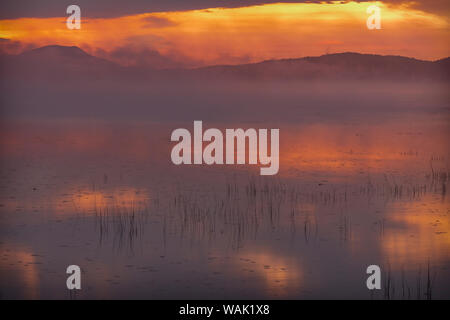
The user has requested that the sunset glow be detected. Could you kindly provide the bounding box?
[1,1,448,67]
[1,0,449,302]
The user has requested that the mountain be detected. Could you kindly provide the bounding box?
[20,45,99,61]
[19,45,120,72]
[1,45,449,82]
[1,45,127,81]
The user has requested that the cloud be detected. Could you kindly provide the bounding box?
[0,1,448,19]
[90,33,199,68]
[93,45,199,69]
[0,38,35,54]
[1,1,447,65]
[141,16,177,28]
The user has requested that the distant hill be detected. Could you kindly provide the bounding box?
[435,56,450,70]
[1,45,449,82]
[20,45,97,60]
[194,52,449,81]
[20,45,119,69]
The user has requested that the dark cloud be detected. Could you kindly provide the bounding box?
[142,16,177,28]
[383,0,449,15]
[0,1,447,19]
[0,0,285,18]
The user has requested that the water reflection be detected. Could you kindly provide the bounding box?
[0,245,40,299]
[381,195,450,269]
[233,251,303,298]
[0,114,448,299]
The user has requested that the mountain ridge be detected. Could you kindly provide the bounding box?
[2,45,449,82]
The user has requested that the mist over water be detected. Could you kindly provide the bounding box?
[1,61,449,299]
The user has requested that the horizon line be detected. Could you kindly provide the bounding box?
[6,44,449,71]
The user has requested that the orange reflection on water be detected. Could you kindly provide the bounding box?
[0,246,40,299]
[281,122,448,177]
[69,188,150,214]
[381,195,450,269]
[1,119,447,178]
[0,124,159,161]
[235,251,303,297]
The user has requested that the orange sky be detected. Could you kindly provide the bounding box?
[0,1,449,67]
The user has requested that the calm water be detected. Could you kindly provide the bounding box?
[0,83,449,299]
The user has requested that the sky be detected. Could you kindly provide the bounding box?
[0,1,448,68]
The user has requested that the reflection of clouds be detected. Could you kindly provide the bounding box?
[282,122,448,177]
[1,119,447,180]
[234,251,303,297]
[0,124,159,160]
[141,16,177,28]
[70,188,150,213]
[0,245,40,299]
[0,186,150,217]
[381,195,450,269]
